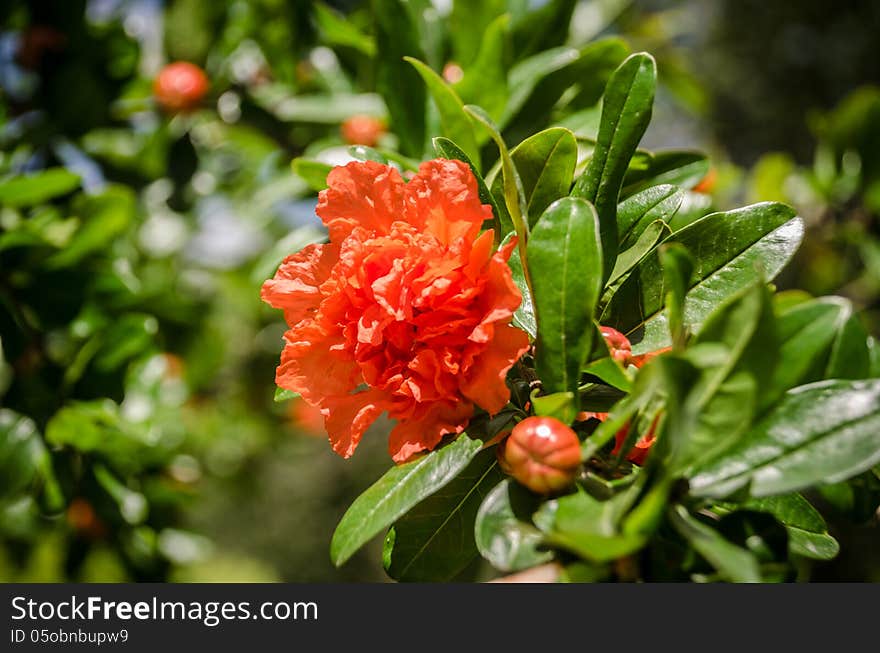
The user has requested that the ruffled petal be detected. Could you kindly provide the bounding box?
[317,161,406,242]
[404,159,492,246]
[322,388,387,458]
[261,243,338,327]
[387,400,473,463]
[275,323,361,404]
[460,323,530,414]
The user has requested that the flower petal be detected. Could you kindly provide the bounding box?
[317,161,406,242]
[404,159,492,246]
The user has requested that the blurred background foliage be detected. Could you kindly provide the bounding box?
[0,0,878,582]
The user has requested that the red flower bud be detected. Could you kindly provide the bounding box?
[499,416,581,494]
[341,115,386,147]
[600,326,632,366]
[154,61,209,113]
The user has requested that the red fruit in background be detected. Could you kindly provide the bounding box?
[499,416,581,494]
[341,115,386,147]
[154,61,210,113]
[600,326,632,366]
[16,25,66,70]
[630,346,672,369]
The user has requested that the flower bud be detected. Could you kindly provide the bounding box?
[610,415,660,466]
[499,416,581,494]
[600,326,632,366]
[154,61,209,113]
[341,115,386,147]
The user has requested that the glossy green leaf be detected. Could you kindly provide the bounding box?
[490,127,578,229]
[718,494,839,561]
[660,244,694,350]
[406,57,480,168]
[507,242,536,339]
[621,150,709,197]
[330,435,484,566]
[291,158,332,192]
[617,184,684,250]
[826,311,871,380]
[605,219,669,290]
[572,53,657,281]
[383,447,503,581]
[528,198,602,395]
[770,297,854,406]
[475,479,555,572]
[669,505,761,582]
[373,0,426,157]
[466,105,529,249]
[690,379,880,498]
[603,204,803,355]
[533,488,645,562]
[0,169,81,208]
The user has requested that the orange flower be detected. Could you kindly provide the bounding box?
[262,159,530,462]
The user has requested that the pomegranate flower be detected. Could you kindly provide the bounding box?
[262,159,530,462]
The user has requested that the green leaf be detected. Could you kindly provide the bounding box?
[0,410,44,498]
[330,435,484,566]
[660,244,694,350]
[668,505,761,582]
[572,53,657,282]
[453,14,510,122]
[405,57,480,168]
[771,297,854,404]
[449,0,506,67]
[475,479,554,572]
[93,313,159,372]
[511,0,578,60]
[0,169,81,207]
[617,184,684,250]
[826,311,871,380]
[690,379,880,498]
[373,0,426,157]
[274,387,299,402]
[490,127,578,229]
[583,355,632,392]
[348,145,388,164]
[46,186,136,268]
[534,487,646,562]
[531,390,578,424]
[605,219,670,290]
[603,204,803,355]
[502,38,629,144]
[291,158,332,192]
[506,239,536,339]
[621,150,709,197]
[466,104,528,243]
[660,282,777,473]
[313,2,376,56]
[528,198,602,395]
[717,494,839,561]
[384,447,504,581]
